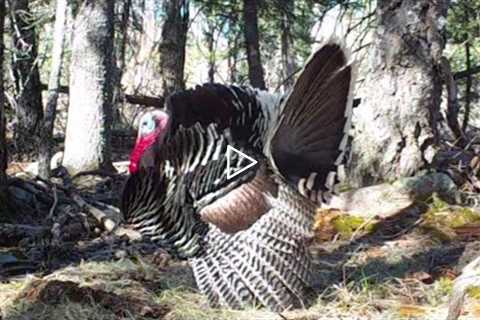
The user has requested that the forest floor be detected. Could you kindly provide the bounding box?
[1,140,480,319]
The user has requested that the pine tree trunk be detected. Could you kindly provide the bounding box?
[9,0,43,151]
[206,24,215,83]
[228,28,240,84]
[348,0,449,186]
[0,0,6,187]
[132,0,158,93]
[463,40,472,131]
[243,0,265,89]
[118,0,131,80]
[37,0,67,179]
[159,0,189,97]
[62,0,115,175]
[280,0,296,90]
[111,0,131,129]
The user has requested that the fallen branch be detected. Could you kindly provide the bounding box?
[71,169,119,180]
[47,185,58,219]
[70,193,117,233]
[440,57,467,146]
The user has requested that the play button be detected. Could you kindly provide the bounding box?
[226,145,258,180]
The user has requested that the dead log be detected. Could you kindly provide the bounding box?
[71,193,117,233]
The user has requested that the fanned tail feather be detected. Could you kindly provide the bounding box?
[190,183,316,311]
[268,39,356,203]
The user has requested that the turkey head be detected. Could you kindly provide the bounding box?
[129,110,170,174]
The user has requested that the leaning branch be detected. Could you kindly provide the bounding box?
[40,84,165,108]
[454,65,480,80]
[440,57,467,146]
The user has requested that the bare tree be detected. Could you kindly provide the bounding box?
[62,0,115,175]
[349,0,449,186]
[159,0,189,97]
[117,0,131,80]
[0,0,6,188]
[243,0,265,89]
[462,38,472,131]
[205,22,215,83]
[38,0,68,179]
[227,32,240,83]
[8,0,43,150]
[130,0,159,93]
[280,0,296,90]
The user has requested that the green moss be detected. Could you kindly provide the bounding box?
[423,207,480,226]
[421,195,480,241]
[434,277,454,297]
[331,215,376,238]
[466,286,480,299]
[428,193,451,212]
[336,183,354,193]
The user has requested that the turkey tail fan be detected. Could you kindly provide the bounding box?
[268,39,356,203]
[190,182,317,312]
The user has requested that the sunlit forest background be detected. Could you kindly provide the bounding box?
[1,0,480,319]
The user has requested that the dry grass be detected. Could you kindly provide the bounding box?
[0,255,476,320]
[2,199,480,319]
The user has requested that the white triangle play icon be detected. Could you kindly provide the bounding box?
[226,145,258,180]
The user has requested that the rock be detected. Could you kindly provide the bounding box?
[447,256,480,320]
[327,173,458,219]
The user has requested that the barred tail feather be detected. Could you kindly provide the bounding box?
[189,183,316,311]
[268,39,356,203]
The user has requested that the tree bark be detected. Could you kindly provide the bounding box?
[159,0,189,97]
[62,0,115,175]
[111,0,132,129]
[280,0,296,91]
[348,0,449,187]
[206,23,215,83]
[130,0,159,93]
[38,0,68,179]
[462,40,472,131]
[118,0,131,80]
[0,0,6,187]
[243,0,266,89]
[228,33,240,83]
[8,0,43,150]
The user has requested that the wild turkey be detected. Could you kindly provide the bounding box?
[129,83,282,174]
[121,40,355,311]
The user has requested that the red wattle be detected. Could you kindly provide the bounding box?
[128,132,158,174]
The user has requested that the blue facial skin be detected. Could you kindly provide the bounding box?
[140,115,156,135]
